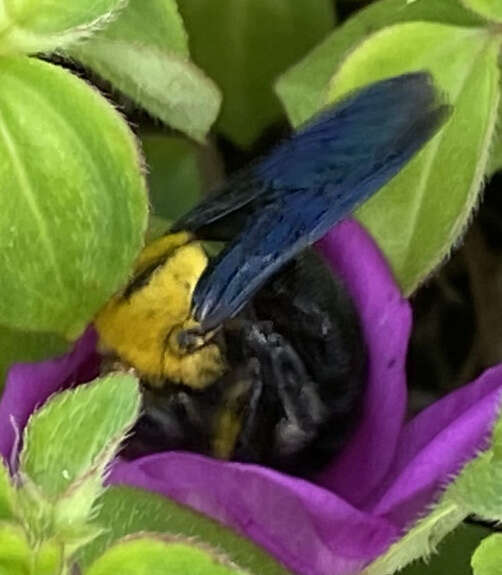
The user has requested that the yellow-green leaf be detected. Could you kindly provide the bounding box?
[363,500,467,575]
[472,534,502,575]
[0,57,147,338]
[97,0,188,56]
[32,539,64,575]
[68,0,218,141]
[0,523,31,575]
[20,374,140,500]
[84,535,250,575]
[400,524,489,575]
[70,39,221,143]
[0,0,125,54]
[328,23,499,294]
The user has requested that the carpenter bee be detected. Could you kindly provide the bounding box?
[95,73,449,475]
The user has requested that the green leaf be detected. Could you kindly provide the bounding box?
[450,452,502,519]
[0,0,125,54]
[178,0,335,147]
[472,533,502,575]
[67,0,219,142]
[142,134,202,220]
[0,325,68,390]
[363,499,468,575]
[0,523,31,575]
[95,0,189,56]
[0,463,15,522]
[276,0,485,126]
[462,0,502,21]
[15,479,53,543]
[83,534,247,575]
[84,534,250,575]
[19,373,140,501]
[55,522,105,558]
[401,524,489,575]
[0,523,65,574]
[32,539,64,575]
[70,40,221,143]
[0,56,148,338]
[76,486,292,575]
[327,22,500,295]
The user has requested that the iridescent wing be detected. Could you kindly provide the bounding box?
[172,72,450,331]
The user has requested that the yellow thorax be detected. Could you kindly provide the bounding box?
[94,231,226,389]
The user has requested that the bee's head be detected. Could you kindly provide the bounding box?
[95,232,226,390]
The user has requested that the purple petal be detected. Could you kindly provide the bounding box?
[370,365,502,526]
[315,220,411,506]
[0,328,99,464]
[110,454,398,575]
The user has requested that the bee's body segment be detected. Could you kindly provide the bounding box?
[95,73,450,475]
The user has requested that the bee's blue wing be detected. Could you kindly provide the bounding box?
[177,72,450,330]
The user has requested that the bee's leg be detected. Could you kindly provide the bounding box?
[231,358,264,462]
[230,323,290,464]
[234,324,327,466]
[265,333,328,459]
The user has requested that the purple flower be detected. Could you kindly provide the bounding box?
[1,219,501,575]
